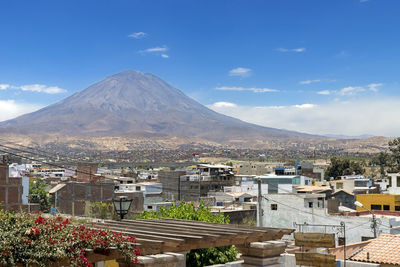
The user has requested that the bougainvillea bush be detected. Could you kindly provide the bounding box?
[0,210,139,266]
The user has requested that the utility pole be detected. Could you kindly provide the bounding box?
[257,178,263,227]
[371,213,377,238]
[355,201,378,238]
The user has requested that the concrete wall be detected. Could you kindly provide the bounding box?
[159,170,185,201]
[356,194,400,212]
[260,194,392,244]
[388,173,400,194]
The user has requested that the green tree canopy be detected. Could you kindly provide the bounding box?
[327,157,365,179]
[29,178,50,213]
[136,201,237,267]
[389,137,400,172]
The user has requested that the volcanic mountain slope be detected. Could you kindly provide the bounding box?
[0,70,318,142]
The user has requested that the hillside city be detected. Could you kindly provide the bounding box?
[1,1,400,267]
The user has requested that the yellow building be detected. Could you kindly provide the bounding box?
[356,194,400,212]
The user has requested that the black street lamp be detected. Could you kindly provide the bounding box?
[112,196,133,220]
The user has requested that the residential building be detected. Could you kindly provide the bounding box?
[274,167,296,175]
[257,174,313,194]
[158,170,186,201]
[159,164,235,202]
[261,193,393,244]
[332,234,400,265]
[332,190,356,210]
[208,191,254,206]
[144,201,173,212]
[388,173,400,194]
[356,194,400,212]
[233,161,273,175]
[375,178,390,192]
[295,161,325,181]
[328,178,377,194]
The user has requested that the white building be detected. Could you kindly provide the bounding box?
[388,173,400,194]
[260,194,396,244]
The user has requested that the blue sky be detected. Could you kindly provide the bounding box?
[0,0,399,136]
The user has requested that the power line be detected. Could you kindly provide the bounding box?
[0,139,81,164]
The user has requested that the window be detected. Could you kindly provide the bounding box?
[271,204,278,210]
[383,205,390,211]
[371,204,382,210]
[397,176,400,187]
[136,186,141,191]
[395,206,400,211]
[308,202,313,208]
[147,205,153,209]
[362,236,374,241]
[336,183,343,189]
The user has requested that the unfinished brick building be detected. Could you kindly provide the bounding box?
[51,182,144,217]
[0,162,23,210]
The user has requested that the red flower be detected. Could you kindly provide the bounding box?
[35,216,46,224]
[30,227,40,235]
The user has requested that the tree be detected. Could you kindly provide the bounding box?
[327,157,365,179]
[389,138,400,172]
[90,201,115,219]
[372,152,390,178]
[136,201,238,267]
[29,178,50,212]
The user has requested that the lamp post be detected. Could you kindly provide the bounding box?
[112,196,133,220]
[354,201,377,238]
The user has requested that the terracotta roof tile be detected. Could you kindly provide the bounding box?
[350,234,400,264]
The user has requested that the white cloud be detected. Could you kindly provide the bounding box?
[211,102,237,108]
[295,104,315,109]
[229,67,252,77]
[276,47,306,53]
[0,100,42,122]
[141,46,168,53]
[299,79,320,85]
[208,97,400,136]
[19,84,67,94]
[0,84,10,90]
[216,86,278,93]
[128,32,147,39]
[0,83,66,94]
[338,86,365,96]
[317,83,383,96]
[139,46,169,58]
[368,83,383,92]
[317,90,331,95]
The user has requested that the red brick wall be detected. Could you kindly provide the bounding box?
[76,163,98,183]
[0,163,22,210]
